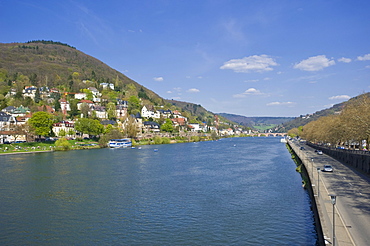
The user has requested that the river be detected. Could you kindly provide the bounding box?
[0,137,317,245]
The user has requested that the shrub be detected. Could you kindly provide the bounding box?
[55,137,72,151]
[161,137,170,144]
[153,136,162,145]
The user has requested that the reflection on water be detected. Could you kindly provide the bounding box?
[0,138,317,245]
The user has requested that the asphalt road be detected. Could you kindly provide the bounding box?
[290,140,370,246]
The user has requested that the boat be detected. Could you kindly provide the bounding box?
[280,138,287,143]
[108,138,132,148]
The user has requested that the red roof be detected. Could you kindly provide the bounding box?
[171,118,186,126]
[78,100,94,104]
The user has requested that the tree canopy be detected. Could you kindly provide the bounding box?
[74,118,104,137]
[28,111,54,137]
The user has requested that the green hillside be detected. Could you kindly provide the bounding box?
[0,41,241,128]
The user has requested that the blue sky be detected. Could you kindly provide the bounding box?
[1,0,370,117]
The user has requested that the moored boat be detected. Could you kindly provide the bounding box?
[108,138,132,148]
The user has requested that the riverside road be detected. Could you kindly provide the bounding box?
[289,140,370,246]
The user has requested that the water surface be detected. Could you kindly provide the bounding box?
[0,137,317,245]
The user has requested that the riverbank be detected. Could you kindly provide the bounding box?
[0,134,221,155]
[0,139,100,155]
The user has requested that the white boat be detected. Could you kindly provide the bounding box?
[280,138,287,143]
[108,138,132,148]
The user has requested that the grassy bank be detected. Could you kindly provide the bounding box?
[0,139,99,155]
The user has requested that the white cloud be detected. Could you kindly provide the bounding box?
[338,57,352,63]
[220,55,278,73]
[357,54,370,61]
[294,55,335,71]
[329,95,350,100]
[187,88,200,93]
[244,79,259,83]
[267,101,295,106]
[233,88,263,98]
[153,77,164,82]
[166,91,172,94]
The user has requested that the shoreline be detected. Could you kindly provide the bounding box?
[0,150,55,155]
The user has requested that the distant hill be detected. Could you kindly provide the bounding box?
[218,113,294,131]
[166,100,241,128]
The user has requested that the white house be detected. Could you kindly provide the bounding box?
[74,93,86,100]
[59,99,71,114]
[100,83,114,90]
[141,105,160,119]
[22,86,37,99]
[116,104,127,118]
[77,100,94,110]
[52,121,76,137]
[93,106,108,119]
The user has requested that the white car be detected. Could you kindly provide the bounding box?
[317,150,323,155]
[323,165,333,172]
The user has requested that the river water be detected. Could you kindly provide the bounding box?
[0,137,317,245]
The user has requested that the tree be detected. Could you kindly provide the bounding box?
[98,128,123,147]
[107,102,117,120]
[69,99,79,118]
[58,129,67,137]
[124,115,139,138]
[55,137,72,150]
[127,95,141,115]
[74,118,104,138]
[28,111,54,137]
[160,119,174,133]
[80,103,91,118]
[81,88,94,101]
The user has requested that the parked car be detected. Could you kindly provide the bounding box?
[322,165,333,172]
[317,150,323,155]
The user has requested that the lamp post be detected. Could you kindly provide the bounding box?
[311,158,314,176]
[329,194,337,246]
[317,168,320,197]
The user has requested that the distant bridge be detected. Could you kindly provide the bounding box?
[253,133,287,137]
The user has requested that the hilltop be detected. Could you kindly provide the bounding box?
[0,41,158,97]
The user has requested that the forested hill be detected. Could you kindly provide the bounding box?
[0,41,240,126]
[275,93,370,132]
[0,41,161,100]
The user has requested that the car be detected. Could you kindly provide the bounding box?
[317,150,323,155]
[300,146,305,150]
[322,165,333,172]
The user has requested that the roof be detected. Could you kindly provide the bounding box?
[37,105,55,114]
[0,112,16,122]
[143,121,160,127]
[171,118,186,125]
[78,100,94,104]
[100,120,116,125]
[2,106,16,112]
